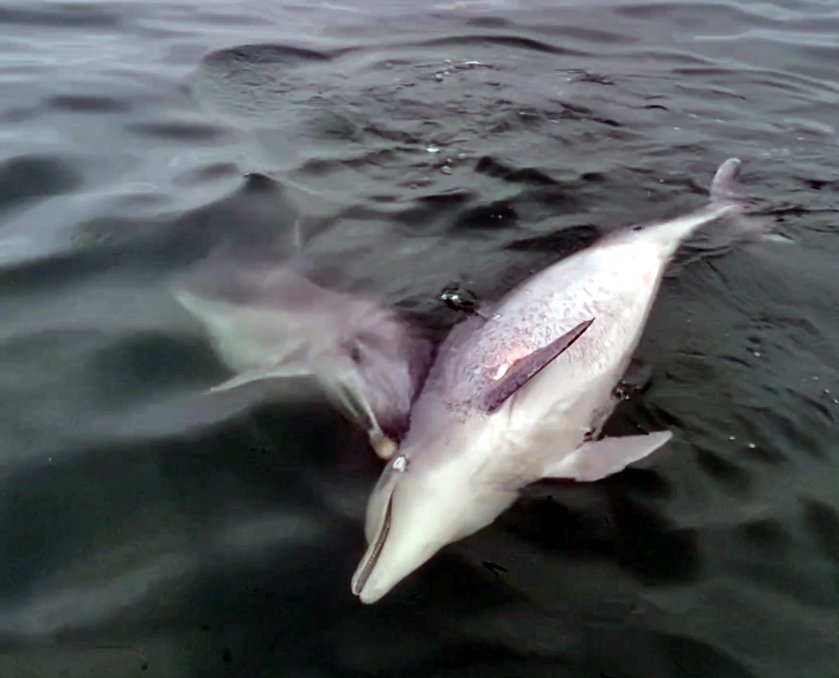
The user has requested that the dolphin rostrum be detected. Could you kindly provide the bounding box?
[352,158,767,603]
[173,261,431,458]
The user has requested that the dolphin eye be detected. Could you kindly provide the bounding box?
[392,455,408,472]
[350,346,363,363]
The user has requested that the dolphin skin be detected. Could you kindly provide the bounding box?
[173,261,431,458]
[352,158,764,604]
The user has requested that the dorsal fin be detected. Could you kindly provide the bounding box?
[482,318,594,413]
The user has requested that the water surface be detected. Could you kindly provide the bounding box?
[0,1,838,676]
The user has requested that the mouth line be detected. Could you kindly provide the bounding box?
[351,493,393,597]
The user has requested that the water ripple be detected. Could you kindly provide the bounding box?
[0,0,837,675]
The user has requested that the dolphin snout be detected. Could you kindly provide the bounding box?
[356,579,389,605]
[351,527,439,605]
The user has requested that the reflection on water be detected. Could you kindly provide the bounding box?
[0,0,838,676]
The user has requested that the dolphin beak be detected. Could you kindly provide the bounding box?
[352,531,439,604]
[370,431,398,460]
[355,575,389,605]
[351,496,441,604]
[351,494,393,602]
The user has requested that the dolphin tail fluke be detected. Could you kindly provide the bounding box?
[709,158,786,244]
[621,158,786,256]
[646,158,786,256]
[709,157,745,206]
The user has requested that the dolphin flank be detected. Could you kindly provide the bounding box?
[352,158,770,604]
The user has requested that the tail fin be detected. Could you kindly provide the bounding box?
[710,158,744,205]
[709,158,785,243]
[614,157,786,255]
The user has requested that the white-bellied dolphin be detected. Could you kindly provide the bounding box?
[352,158,768,603]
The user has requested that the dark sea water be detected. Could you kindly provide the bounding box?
[1,1,838,676]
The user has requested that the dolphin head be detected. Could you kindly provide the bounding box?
[351,436,517,604]
[321,303,431,456]
[348,312,600,603]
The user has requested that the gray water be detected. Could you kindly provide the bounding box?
[1,1,838,676]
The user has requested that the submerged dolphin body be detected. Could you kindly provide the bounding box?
[352,158,765,603]
[173,262,431,457]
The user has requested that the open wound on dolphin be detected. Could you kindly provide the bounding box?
[483,318,595,412]
[491,342,531,380]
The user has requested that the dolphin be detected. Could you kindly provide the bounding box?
[173,260,431,458]
[352,158,768,603]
